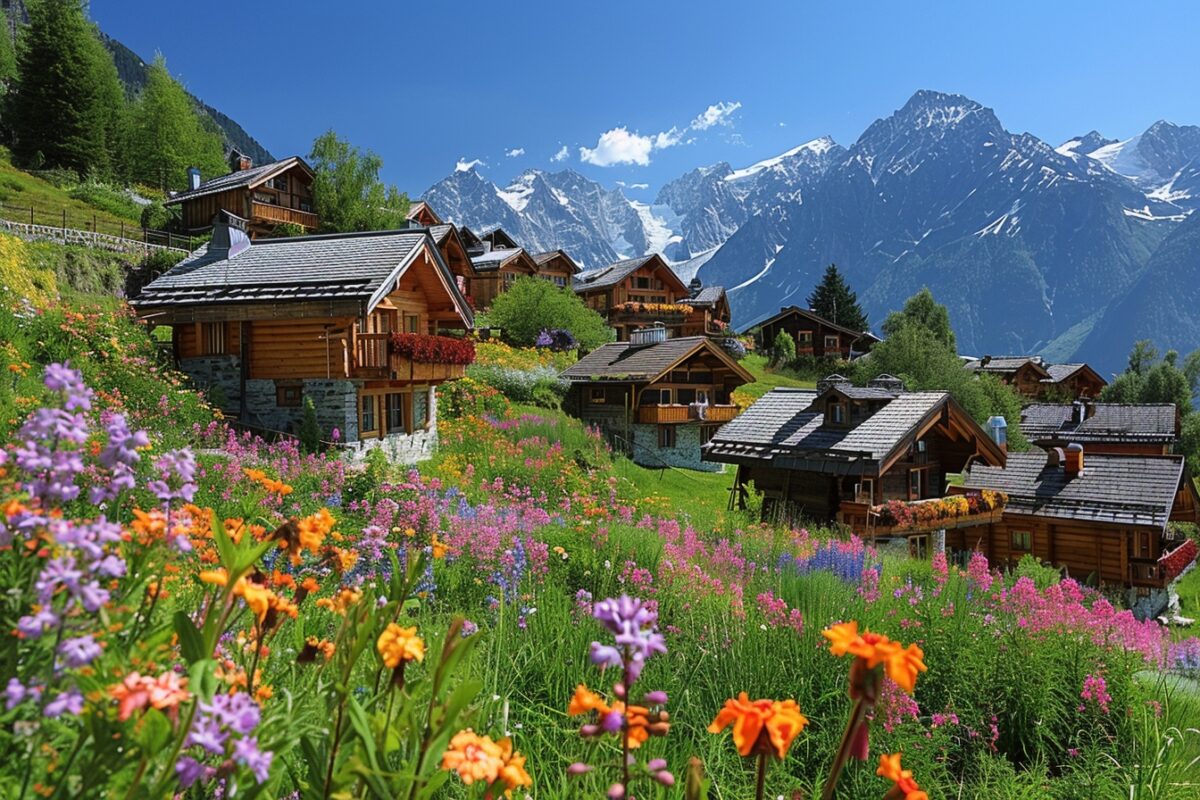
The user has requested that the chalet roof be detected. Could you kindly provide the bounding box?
[406,201,443,225]
[705,387,973,473]
[429,224,455,244]
[470,247,535,273]
[133,228,472,325]
[573,255,683,293]
[531,250,582,274]
[963,451,1185,529]
[1020,403,1177,443]
[480,227,520,250]
[559,336,753,384]
[681,286,727,308]
[747,305,872,340]
[165,157,311,205]
[963,355,1050,377]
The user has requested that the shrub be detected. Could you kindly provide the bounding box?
[466,363,567,405]
[771,330,796,365]
[487,276,613,351]
[298,395,321,453]
[272,222,307,238]
[68,180,142,221]
[139,200,177,231]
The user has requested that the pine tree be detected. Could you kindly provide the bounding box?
[807,263,869,332]
[9,0,124,176]
[125,54,225,191]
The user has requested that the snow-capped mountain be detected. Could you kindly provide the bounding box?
[700,90,1185,371]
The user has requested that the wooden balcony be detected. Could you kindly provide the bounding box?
[250,200,319,230]
[838,499,1004,538]
[1129,559,1167,589]
[637,404,739,424]
[351,333,467,382]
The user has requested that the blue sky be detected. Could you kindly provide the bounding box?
[93,0,1199,199]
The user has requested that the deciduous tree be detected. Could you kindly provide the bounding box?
[486,277,613,352]
[309,130,409,232]
[881,287,956,351]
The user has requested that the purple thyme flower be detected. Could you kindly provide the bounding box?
[43,689,84,718]
[176,756,215,789]
[232,736,273,783]
[59,635,102,668]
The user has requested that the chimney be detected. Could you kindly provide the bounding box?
[980,355,992,368]
[229,149,252,172]
[688,277,703,298]
[1070,400,1085,425]
[1046,446,1065,468]
[986,415,1008,453]
[187,167,201,192]
[1085,401,1097,420]
[817,373,852,394]
[208,212,251,259]
[1064,443,1084,477]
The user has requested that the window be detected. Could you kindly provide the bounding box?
[1011,530,1032,552]
[386,393,407,433]
[909,469,923,500]
[404,314,420,333]
[634,276,651,289]
[857,478,874,503]
[824,335,840,350]
[699,425,718,445]
[268,175,288,192]
[503,272,517,288]
[589,387,607,404]
[413,391,429,429]
[276,383,302,408]
[658,425,676,449]
[201,322,226,355]
[797,331,813,343]
[827,400,845,425]
[640,388,672,405]
[298,199,313,213]
[360,394,378,435]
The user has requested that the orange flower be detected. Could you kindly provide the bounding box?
[877,753,928,800]
[708,692,808,758]
[822,622,927,694]
[441,730,531,797]
[431,533,448,560]
[316,587,361,615]
[567,684,606,716]
[377,624,426,668]
[199,568,228,586]
[109,671,190,721]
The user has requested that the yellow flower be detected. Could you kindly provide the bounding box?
[708,692,808,759]
[377,623,425,668]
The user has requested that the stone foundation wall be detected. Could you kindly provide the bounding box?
[631,423,723,472]
[178,356,241,413]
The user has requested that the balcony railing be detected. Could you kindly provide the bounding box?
[250,200,319,229]
[839,491,1008,537]
[351,332,474,381]
[637,403,739,424]
[612,302,690,321]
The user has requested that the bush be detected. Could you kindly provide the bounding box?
[272,222,307,238]
[466,363,567,405]
[487,277,613,351]
[139,200,177,231]
[68,180,142,221]
[299,395,321,453]
[771,329,796,365]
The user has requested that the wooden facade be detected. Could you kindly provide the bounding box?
[532,250,581,289]
[575,255,692,341]
[1039,364,1108,400]
[753,307,874,360]
[681,288,731,337]
[406,201,443,227]
[169,157,318,238]
[470,249,538,309]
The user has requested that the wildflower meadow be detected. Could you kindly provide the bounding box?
[2,350,1199,798]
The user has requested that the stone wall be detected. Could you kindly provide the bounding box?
[178,356,241,413]
[631,423,724,472]
[342,387,440,465]
[0,219,187,256]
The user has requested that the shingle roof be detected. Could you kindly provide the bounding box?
[963,356,1048,375]
[573,256,658,291]
[681,286,726,307]
[133,229,469,322]
[429,224,454,244]
[165,157,310,205]
[470,247,534,273]
[705,387,949,470]
[1020,403,1177,443]
[747,306,872,340]
[1042,363,1084,382]
[963,451,1184,528]
[559,336,750,383]
[530,250,582,273]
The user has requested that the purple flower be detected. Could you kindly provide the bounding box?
[17,606,59,639]
[201,692,261,735]
[185,717,229,755]
[589,642,622,669]
[599,710,624,733]
[77,581,110,613]
[59,635,102,668]
[44,689,83,718]
[149,448,198,504]
[232,736,273,783]
[5,678,39,710]
[176,756,215,789]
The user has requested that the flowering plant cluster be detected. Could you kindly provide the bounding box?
[1158,537,1197,582]
[614,301,691,317]
[534,327,578,352]
[390,332,477,365]
[873,489,1007,528]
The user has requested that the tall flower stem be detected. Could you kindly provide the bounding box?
[821,697,870,800]
[754,751,768,800]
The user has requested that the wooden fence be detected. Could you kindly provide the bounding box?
[0,201,203,253]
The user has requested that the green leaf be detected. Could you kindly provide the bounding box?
[173,610,205,664]
[210,507,236,569]
[345,695,380,771]
[132,707,171,753]
[188,659,218,703]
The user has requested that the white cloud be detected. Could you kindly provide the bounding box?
[580,127,655,167]
[455,158,485,172]
[692,101,742,130]
[505,148,525,158]
[778,121,788,128]
[551,145,570,162]
[580,100,742,167]
[615,181,650,190]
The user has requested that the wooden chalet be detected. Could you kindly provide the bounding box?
[961,448,1200,597]
[680,284,731,337]
[132,214,474,462]
[751,306,877,360]
[167,153,317,238]
[704,374,1007,540]
[573,255,692,341]
[1020,402,1179,455]
[531,250,582,288]
[469,247,538,308]
[429,224,477,302]
[561,331,753,471]
[1039,363,1107,399]
[481,227,520,251]
[406,201,443,227]
[964,357,1107,400]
